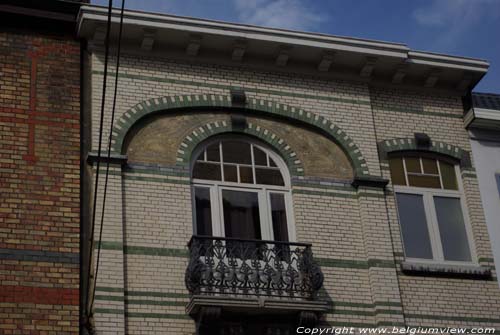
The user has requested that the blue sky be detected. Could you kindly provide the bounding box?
[92,0,500,93]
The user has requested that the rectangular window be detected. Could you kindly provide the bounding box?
[396,193,433,259]
[194,187,212,236]
[434,196,471,262]
[222,190,261,240]
[390,156,474,264]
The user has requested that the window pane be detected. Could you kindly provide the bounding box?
[389,157,406,186]
[422,158,438,174]
[434,197,471,262]
[206,143,220,162]
[195,150,205,162]
[405,157,421,173]
[222,190,261,240]
[239,166,254,184]
[255,168,284,186]
[396,193,433,259]
[439,161,458,190]
[408,175,441,188]
[222,141,251,164]
[269,158,278,167]
[270,193,289,242]
[223,164,237,182]
[253,146,267,166]
[192,162,221,181]
[194,187,212,236]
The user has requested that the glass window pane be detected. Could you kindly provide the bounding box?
[192,162,221,181]
[239,166,254,184]
[255,168,285,186]
[405,157,421,174]
[396,193,433,259]
[206,143,220,162]
[439,161,458,190]
[389,157,406,186]
[194,187,212,236]
[269,158,278,167]
[408,175,441,188]
[434,197,472,262]
[422,158,439,174]
[195,150,205,162]
[222,141,251,164]
[222,190,261,240]
[253,146,267,166]
[270,193,288,242]
[223,164,237,182]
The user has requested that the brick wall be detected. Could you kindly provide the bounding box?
[87,49,500,333]
[0,31,80,334]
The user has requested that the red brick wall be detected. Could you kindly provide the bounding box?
[0,31,80,334]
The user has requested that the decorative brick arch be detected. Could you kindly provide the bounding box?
[111,94,370,176]
[378,138,471,168]
[176,120,305,176]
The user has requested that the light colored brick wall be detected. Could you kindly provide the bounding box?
[88,49,500,333]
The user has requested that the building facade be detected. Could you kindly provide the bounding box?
[0,1,84,333]
[78,6,500,335]
[466,93,500,288]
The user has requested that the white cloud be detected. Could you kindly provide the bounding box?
[233,0,326,31]
[412,0,499,50]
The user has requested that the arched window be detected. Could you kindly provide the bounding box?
[191,137,295,242]
[389,154,475,264]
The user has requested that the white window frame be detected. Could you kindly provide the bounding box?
[191,137,296,242]
[394,159,477,266]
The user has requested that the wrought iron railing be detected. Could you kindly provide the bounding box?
[185,235,324,299]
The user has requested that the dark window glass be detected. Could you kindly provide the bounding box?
[396,193,433,259]
[389,157,406,186]
[434,197,471,262]
[270,193,288,242]
[408,175,441,188]
[422,158,439,174]
[222,190,261,240]
[253,146,267,166]
[239,166,254,184]
[405,157,421,173]
[222,141,251,164]
[192,162,221,181]
[439,161,458,190]
[255,168,284,186]
[206,143,220,162]
[269,158,278,167]
[223,164,237,182]
[194,187,212,236]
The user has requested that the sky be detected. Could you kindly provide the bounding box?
[91,0,500,93]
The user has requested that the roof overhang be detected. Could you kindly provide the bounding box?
[77,5,489,95]
[465,108,500,130]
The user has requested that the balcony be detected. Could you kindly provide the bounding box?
[185,236,328,329]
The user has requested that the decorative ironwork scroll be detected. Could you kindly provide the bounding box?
[185,235,324,299]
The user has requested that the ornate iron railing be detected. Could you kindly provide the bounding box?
[185,235,324,299]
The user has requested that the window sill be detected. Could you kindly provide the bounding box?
[400,261,492,279]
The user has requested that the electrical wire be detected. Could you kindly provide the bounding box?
[90,0,126,313]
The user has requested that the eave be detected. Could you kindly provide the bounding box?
[77,5,489,95]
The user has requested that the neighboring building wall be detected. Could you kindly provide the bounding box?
[87,50,500,334]
[469,129,500,288]
[0,31,80,333]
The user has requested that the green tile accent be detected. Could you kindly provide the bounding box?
[126,299,185,307]
[109,93,370,177]
[375,106,463,119]
[404,313,500,324]
[126,291,189,299]
[95,286,124,293]
[123,174,190,185]
[124,245,189,258]
[125,312,191,320]
[94,241,123,250]
[95,295,125,302]
[94,308,125,315]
